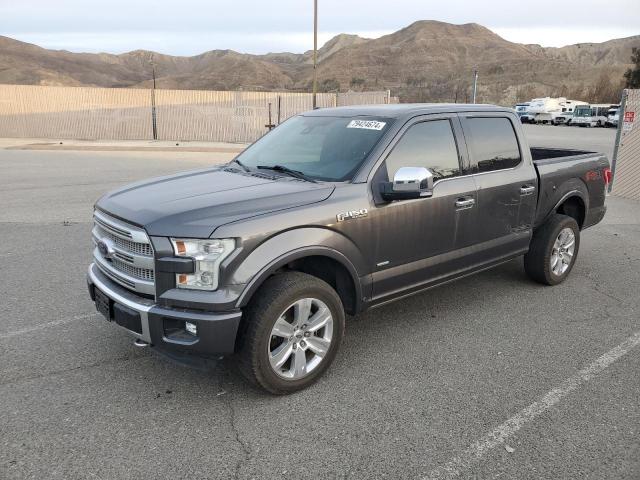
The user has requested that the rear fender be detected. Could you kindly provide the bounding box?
[540,179,589,228]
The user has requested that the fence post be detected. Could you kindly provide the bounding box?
[150,88,158,140]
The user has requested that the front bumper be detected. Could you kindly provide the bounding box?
[87,263,242,357]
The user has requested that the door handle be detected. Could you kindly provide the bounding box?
[520,185,535,195]
[455,198,475,208]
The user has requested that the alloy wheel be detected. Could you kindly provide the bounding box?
[267,298,334,380]
[550,227,576,276]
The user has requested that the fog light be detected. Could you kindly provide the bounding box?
[185,321,197,336]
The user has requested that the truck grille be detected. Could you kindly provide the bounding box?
[92,210,155,296]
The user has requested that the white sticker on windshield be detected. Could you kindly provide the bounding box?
[347,120,386,130]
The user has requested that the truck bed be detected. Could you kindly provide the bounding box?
[530,147,609,230]
[530,147,593,161]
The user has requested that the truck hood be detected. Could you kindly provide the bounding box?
[96,166,335,238]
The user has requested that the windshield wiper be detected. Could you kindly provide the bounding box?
[257,165,317,183]
[229,158,250,172]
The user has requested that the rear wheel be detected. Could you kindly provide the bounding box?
[236,272,345,394]
[524,214,580,285]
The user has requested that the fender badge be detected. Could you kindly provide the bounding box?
[337,209,368,222]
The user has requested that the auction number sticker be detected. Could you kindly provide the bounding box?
[347,120,386,130]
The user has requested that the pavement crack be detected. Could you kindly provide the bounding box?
[218,371,252,480]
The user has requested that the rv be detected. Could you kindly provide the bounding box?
[571,104,618,127]
[526,97,587,125]
[550,100,588,125]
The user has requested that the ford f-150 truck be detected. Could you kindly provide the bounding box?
[87,104,610,394]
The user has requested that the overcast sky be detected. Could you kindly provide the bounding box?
[2,0,639,55]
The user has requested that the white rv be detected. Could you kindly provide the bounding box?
[550,100,588,125]
[571,104,618,127]
[525,97,587,125]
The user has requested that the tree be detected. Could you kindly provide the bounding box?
[624,47,640,88]
[350,77,365,90]
[319,78,340,93]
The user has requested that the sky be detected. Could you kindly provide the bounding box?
[1,0,639,56]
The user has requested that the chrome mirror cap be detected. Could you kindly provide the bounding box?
[393,166,434,193]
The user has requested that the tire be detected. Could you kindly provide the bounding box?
[236,272,345,394]
[524,214,580,286]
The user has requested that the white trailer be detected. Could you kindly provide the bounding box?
[525,97,587,125]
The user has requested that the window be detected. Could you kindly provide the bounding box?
[385,120,460,181]
[237,115,393,181]
[465,117,521,172]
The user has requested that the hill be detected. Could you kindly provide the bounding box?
[0,21,637,104]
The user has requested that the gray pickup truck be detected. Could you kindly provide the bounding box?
[88,104,610,393]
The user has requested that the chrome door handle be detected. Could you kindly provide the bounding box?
[520,185,535,195]
[455,198,475,208]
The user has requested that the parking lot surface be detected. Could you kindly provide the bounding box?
[1,125,639,479]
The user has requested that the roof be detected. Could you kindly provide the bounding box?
[303,103,512,118]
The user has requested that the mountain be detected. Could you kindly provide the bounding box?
[1,21,637,104]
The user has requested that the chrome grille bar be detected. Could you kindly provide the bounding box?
[92,210,155,296]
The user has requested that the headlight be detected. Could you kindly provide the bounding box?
[170,238,235,291]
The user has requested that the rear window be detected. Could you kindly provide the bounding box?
[465,117,521,172]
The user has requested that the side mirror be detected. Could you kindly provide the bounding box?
[380,166,434,201]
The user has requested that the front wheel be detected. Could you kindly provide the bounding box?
[236,272,345,394]
[524,214,580,285]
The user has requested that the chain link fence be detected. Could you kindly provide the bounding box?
[612,89,640,201]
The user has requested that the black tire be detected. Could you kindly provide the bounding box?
[524,214,580,285]
[236,272,345,394]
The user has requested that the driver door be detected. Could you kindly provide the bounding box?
[369,115,478,303]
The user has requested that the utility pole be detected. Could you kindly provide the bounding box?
[150,54,158,140]
[312,0,318,109]
[472,69,478,104]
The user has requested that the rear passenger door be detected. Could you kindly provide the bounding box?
[459,114,537,263]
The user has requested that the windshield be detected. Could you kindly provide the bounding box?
[236,115,393,181]
[574,107,592,117]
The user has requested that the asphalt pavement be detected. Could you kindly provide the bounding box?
[1,125,638,480]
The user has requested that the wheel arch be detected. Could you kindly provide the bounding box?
[231,227,368,314]
[553,192,587,229]
[237,247,363,315]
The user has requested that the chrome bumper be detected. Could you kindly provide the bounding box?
[88,263,154,342]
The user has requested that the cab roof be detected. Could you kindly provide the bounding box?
[302,103,512,119]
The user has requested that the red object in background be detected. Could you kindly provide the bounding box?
[603,167,612,186]
[623,111,635,123]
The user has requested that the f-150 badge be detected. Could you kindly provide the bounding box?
[337,209,368,222]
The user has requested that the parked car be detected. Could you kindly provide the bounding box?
[605,107,620,127]
[88,104,610,394]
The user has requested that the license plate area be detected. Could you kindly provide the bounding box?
[94,287,113,320]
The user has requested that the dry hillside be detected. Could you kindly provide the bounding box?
[1,20,637,105]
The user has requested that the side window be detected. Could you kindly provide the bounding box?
[465,117,521,172]
[385,120,460,181]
